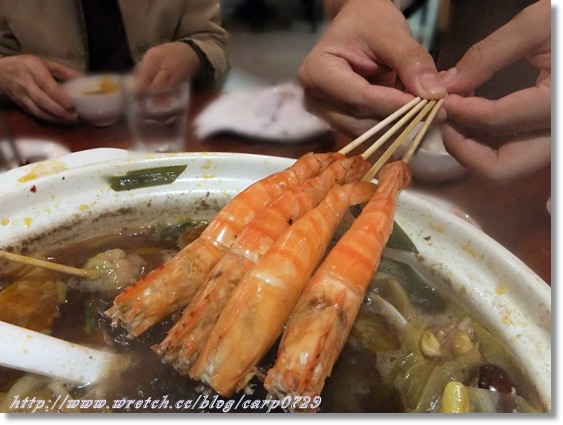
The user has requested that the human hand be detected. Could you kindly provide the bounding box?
[440,0,550,180]
[298,0,446,137]
[135,41,200,91]
[0,55,80,123]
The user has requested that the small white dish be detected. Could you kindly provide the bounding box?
[62,74,124,127]
[0,138,70,166]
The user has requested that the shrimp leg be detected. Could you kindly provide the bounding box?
[189,180,377,396]
[154,155,371,372]
[264,161,411,404]
[105,152,343,337]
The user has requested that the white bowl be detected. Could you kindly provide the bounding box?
[62,75,124,127]
[395,124,467,183]
[0,150,551,412]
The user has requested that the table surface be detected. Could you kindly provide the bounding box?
[1,95,552,285]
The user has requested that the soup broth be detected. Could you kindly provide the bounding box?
[0,220,545,413]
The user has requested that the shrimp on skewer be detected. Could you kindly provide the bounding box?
[105,152,343,337]
[154,155,371,372]
[189,180,378,396]
[264,161,411,405]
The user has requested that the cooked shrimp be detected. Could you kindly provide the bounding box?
[263,161,411,405]
[189,180,377,396]
[105,152,342,337]
[154,155,371,372]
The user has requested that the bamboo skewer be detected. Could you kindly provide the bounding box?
[0,250,102,280]
[338,97,423,155]
[360,99,429,161]
[335,96,445,182]
[362,100,437,182]
[339,96,446,180]
[401,98,446,163]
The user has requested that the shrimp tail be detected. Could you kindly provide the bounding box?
[105,238,224,336]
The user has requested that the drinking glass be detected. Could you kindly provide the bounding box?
[122,77,190,153]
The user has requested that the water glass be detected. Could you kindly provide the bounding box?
[122,77,190,153]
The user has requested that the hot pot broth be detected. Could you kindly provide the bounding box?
[0,217,544,413]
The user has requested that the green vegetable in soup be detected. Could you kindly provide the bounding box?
[378,257,445,313]
[108,165,187,191]
[387,221,418,253]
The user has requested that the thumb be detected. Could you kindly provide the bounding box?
[45,60,82,82]
[384,34,446,99]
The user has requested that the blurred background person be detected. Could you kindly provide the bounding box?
[0,0,229,124]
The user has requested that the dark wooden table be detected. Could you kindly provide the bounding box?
[1,95,551,285]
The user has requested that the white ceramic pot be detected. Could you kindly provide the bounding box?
[0,149,551,411]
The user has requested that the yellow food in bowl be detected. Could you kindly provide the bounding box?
[82,76,119,95]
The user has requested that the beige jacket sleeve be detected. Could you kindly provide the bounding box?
[120,0,230,89]
[178,0,230,88]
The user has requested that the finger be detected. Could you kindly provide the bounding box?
[444,82,550,137]
[135,57,160,91]
[440,123,551,180]
[304,96,380,139]
[25,82,78,121]
[300,54,417,121]
[18,95,67,123]
[33,73,76,113]
[443,0,550,93]
[44,60,82,82]
[27,61,76,112]
[149,67,176,91]
[379,31,447,99]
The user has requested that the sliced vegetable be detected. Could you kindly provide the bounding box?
[108,165,187,191]
[350,303,402,353]
[378,257,445,313]
[386,221,418,253]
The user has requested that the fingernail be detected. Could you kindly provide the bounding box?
[441,67,458,85]
[419,73,447,96]
[435,108,447,122]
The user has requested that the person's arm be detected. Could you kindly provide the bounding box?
[0,56,79,122]
[176,0,229,89]
[135,0,228,91]
[299,0,445,137]
[0,7,78,122]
